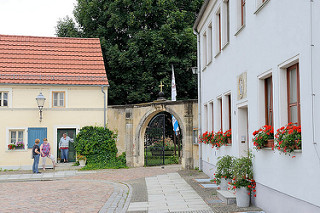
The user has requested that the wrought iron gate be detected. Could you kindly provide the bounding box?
[144,113,166,166]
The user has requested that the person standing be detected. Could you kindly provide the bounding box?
[32,139,41,174]
[40,138,56,170]
[59,133,73,163]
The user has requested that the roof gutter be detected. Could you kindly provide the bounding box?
[101,86,107,130]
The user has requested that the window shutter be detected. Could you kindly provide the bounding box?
[27,128,47,148]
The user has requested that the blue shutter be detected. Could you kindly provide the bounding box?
[28,128,47,148]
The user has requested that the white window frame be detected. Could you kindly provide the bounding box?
[0,88,12,108]
[214,7,222,56]
[254,0,270,14]
[208,101,214,131]
[216,96,223,132]
[50,89,67,108]
[202,31,207,69]
[204,104,208,132]
[235,0,246,36]
[258,69,273,127]
[222,0,230,49]
[6,127,28,151]
[207,23,213,64]
[277,55,299,127]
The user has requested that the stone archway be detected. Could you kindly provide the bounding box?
[135,107,185,167]
[107,100,198,169]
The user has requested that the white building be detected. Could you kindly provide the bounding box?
[194,0,320,212]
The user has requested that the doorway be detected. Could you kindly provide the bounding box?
[238,105,249,157]
[57,128,76,162]
[144,112,182,166]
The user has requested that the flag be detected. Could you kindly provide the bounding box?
[171,64,177,101]
[172,115,180,134]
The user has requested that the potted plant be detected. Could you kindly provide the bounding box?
[199,131,211,144]
[212,130,224,148]
[230,153,256,207]
[15,141,25,149]
[275,122,301,155]
[252,125,274,150]
[213,155,234,190]
[8,144,16,150]
[77,154,87,166]
[224,129,232,145]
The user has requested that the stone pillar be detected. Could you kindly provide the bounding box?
[125,107,134,167]
[183,102,194,169]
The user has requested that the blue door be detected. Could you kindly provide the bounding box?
[28,128,47,148]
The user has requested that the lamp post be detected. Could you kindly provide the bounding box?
[36,92,46,122]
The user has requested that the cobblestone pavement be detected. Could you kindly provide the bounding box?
[0,165,263,213]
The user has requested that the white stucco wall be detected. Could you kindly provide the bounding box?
[196,0,320,211]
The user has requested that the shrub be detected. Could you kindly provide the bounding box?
[74,126,127,169]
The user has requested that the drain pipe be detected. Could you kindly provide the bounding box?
[194,29,202,171]
[101,85,107,129]
[310,0,320,165]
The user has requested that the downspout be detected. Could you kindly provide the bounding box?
[310,0,320,165]
[194,29,202,171]
[101,85,107,130]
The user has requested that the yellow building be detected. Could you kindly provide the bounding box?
[0,35,108,169]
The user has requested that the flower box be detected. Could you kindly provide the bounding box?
[266,139,274,148]
[227,138,232,144]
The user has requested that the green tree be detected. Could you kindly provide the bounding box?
[55,16,82,38]
[56,0,202,105]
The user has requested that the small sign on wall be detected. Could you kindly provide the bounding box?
[237,72,247,100]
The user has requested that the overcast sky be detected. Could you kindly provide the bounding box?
[0,0,77,37]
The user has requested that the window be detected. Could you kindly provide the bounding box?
[0,92,8,107]
[227,94,232,130]
[209,102,214,131]
[9,130,24,150]
[207,24,213,63]
[241,0,246,26]
[53,92,65,107]
[204,104,208,131]
[215,10,222,53]
[218,98,223,131]
[202,32,207,68]
[265,76,273,126]
[287,64,301,125]
[222,0,230,47]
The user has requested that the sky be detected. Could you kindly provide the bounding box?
[0,0,77,37]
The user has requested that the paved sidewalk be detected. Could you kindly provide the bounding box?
[127,172,213,212]
[0,170,95,182]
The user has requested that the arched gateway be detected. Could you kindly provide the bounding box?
[107,100,198,169]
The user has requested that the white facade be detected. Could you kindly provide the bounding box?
[194,0,320,212]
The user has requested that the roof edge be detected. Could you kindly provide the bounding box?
[193,0,210,33]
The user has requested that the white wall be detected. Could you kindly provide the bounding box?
[197,0,320,210]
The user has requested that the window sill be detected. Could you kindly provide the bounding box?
[234,25,245,36]
[201,66,207,72]
[254,0,270,15]
[214,51,221,58]
[221,42,229,51]
[6,149,28,152]
[207,60,212,67]
[294,149,302,153]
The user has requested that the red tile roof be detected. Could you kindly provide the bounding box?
[0,34,108,86]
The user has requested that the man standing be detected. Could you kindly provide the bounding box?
[59,133,73,163]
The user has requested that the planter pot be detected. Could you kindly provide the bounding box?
[227,138,232,144]
[79,159,86,167]
[265,139,274,148]
[236,187,250,207]
[220,178,231,190]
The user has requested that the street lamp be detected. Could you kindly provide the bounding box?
[36,92,46,122]
[191,67,198,75]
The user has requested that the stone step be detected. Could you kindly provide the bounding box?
[217,190,236,205]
